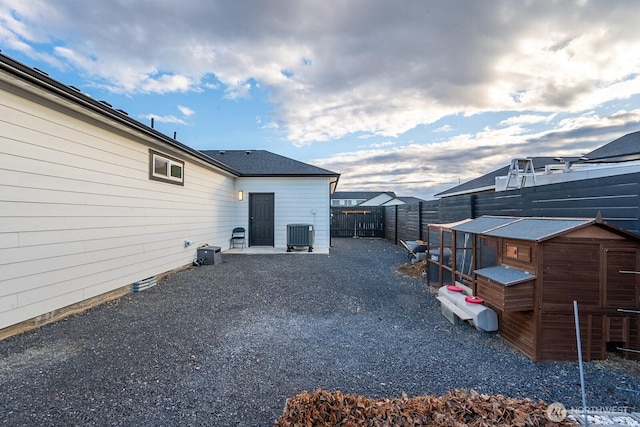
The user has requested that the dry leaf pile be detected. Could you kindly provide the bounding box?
[396,259,427,279]
[275,388,578,426]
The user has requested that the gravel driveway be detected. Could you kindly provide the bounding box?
[1,237,638,426]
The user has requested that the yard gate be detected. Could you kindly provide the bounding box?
[331,207,384,238]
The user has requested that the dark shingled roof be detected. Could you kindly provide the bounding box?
[435,157,569,197]
[201,150,339,177]
[581,130,640,162]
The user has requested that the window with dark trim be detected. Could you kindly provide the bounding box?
[149,150,184,185]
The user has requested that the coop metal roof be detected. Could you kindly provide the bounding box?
[446,215,640,242]
[449,216,596,241]
[450,216,517,234]
[483,218,593,241]
[475,266,535,286]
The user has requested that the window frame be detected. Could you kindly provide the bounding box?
[149,149,184,185]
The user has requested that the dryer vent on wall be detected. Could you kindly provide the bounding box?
[287,224,314,252]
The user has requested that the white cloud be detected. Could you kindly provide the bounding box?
[178,105,195,116]
[3,0,640,147]
[499,114,556,126]
[311,109,640,199]
[434,125,453,132]
[140,113,188,125]
[365,141,395,148]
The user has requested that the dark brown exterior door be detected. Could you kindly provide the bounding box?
[249,193,274,246]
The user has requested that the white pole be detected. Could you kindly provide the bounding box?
[573,300,589,427]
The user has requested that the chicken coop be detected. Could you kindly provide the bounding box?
[427,215,640,361]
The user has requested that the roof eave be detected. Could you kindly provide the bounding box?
[237,173,340,178]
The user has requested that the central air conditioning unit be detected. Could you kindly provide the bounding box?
[287,224,314,252]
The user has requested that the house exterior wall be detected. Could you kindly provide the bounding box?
[235,177,332,249]
[0,72,235,331]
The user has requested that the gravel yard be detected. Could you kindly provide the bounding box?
[0,237,638,426]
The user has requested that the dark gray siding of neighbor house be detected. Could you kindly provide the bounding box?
[439,194,476,223]
[473,172,640,233]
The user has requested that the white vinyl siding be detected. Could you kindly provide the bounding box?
[0,77,235,329]
[235,177,332,249]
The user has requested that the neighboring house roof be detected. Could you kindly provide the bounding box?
[201,150,339,177]
[331,191,396,200]
[436,130,640,198]
[359,193,396,206]
[359,195,426,207]
[380,198,405,206]
[580,130,640,163]
[435,165,509,198]
[396,196,427,204]
[435,157,567,198]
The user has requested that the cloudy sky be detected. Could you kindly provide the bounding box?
[2,0,640,199]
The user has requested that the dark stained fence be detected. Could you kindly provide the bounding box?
[384,206,396,242]
[382,171,640,246]
[331,207,385,237]
[384,204,413,244]
[384,201,436,244]
[439,194,475,223]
